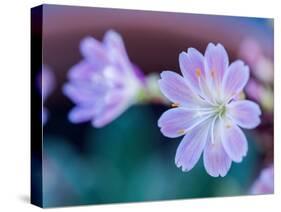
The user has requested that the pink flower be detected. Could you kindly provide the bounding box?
[158,43,261,177]
[63,30,144,127]
[251,165,274,194]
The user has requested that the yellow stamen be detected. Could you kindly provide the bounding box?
[195,68,201,77]
[171,103,180,108]
[177,129,186,135]
[238,91,245,100]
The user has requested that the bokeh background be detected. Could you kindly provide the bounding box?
[40,4,273,207]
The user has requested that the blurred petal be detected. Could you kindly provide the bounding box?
[68,61,97,81]
[63,81,108,105]
[158,108,208,138]
[103,30,134,77]
[42,66,55,100]
[175,121,210,172]
[203,120,232,177]
[80,36,108,65]
[251,165,274,195]
[222,60,249,100]
[245,79,263,102]
[104,30,128,60]
[179,48,205,95]
[158,71,198,106]
[205,43,229,83]
[68,106,95,123]
[92,94,128,128]
[221,120,248,163]
[228,100,261,129]
[239,38,262,66]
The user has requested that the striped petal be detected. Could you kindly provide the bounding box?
[228,100,261,129]
[175,121,210,172]
[222,60,249,101]
[205,43,229,84]
[158,108,210,138]
[158,71,199,107]
[203,119,232,177]
[221,119,248,163]
[179,48,205,95]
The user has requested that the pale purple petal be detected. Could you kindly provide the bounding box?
[204,141,232,177]
[239,38,262,66]
[80,36,108,66]
[251,165,274,195]
[245,79,263,102]
[93,107,125,127]
[68,61,98,81]
[228,100,261,129]
[222,60,249,100]
[40,66,55,125]
[42,66,55,100]
[102,66,125,87]
[158,108,207,138]
[132,64,146,84]
[175,121,210,172]
[221,120,248,163]
[158,71,198,107]
[179,48,205,95]
[205,43,229,83]
[63,83,94,104]
[68,106,96,123]
[92,94,128,128]
[203,119,232,177]
[63,80,108,105]
[103,30,135,77]
[103,30,128,61]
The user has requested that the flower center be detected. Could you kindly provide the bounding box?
[215,104,226,118]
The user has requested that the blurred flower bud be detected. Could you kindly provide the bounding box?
[253,56,274,84]
[239,38,262,66]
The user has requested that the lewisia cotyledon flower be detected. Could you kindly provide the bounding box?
[63,30,144,127]
[40,65,55,125]
[251,165,274,194]
[158,43,261,177]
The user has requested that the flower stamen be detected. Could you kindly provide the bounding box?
[177,129,186,135]
[195,68,201,77]
[216,104,226,118]
[171,102,180,108]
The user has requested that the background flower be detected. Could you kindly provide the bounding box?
[158,43,261,177]
[39,65,55,125]
[63,30,144,128]
[250,165,274,194]
[239,38,274,113]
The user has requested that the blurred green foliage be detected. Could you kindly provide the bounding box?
[43,105,259,207]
